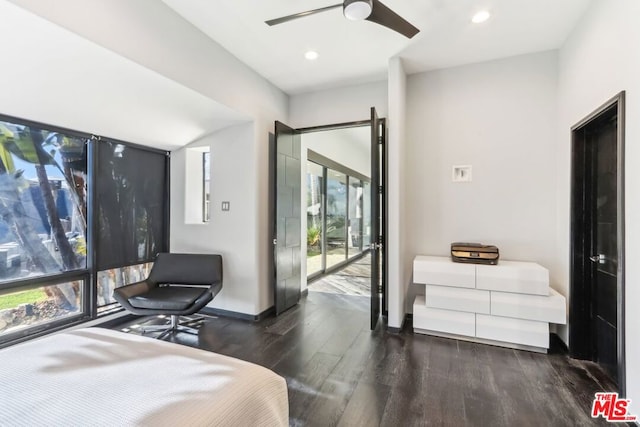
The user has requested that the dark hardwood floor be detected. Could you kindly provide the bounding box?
[113,291,621,426]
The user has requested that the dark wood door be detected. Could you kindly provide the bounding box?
[570,92,625,391]
[589,115,618,380]
[274,121,302,315]
[370,107,381,329]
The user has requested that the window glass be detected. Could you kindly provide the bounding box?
[325,169,347,268]
[0,280,83,337]
[306,161,324,276]
[362,181,371,248]
[97,262,153,313]
[0,120,87,282]
[348,178,363,257]
[0,116,171,341]
[203,151,210,222]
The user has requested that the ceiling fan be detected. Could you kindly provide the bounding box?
[265,0,419,39]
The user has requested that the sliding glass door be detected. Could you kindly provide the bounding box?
[305,157,369,279]
[348,178,364,258]
[306,161,324,276]
[362,181,371,249]
[325,169,347,269]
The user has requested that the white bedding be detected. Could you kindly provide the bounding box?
[0,328,289,426]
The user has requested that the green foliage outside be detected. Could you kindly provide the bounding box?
[0,289,47,310]
[307,225,321,247]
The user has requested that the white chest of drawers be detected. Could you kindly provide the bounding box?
[412,256,566,352]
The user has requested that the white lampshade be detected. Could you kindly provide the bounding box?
[343,0,372,21]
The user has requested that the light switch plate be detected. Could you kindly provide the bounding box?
[221,201,230,211]
[452,165,472,182]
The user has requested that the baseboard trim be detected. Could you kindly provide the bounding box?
[201,305,275,322]
[550,333,568,353]
[387,313,410,334]
[413,328,548,353]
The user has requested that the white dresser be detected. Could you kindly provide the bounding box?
[412,255,566,353]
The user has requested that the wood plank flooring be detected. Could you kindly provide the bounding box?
[114,291,624,426]
[308,255,371,296]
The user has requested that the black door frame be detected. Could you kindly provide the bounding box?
[569,91,625,394]
[369,107,381,329]
[294,118,388,320]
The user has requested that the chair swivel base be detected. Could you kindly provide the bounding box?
[141,314,205,340]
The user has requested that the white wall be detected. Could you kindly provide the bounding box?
[303,127,371,178]
[8,0,287,124]
[557,0,640,408]
[289,81,388,128]
[171,123,261,314]
[388,57,409,328]
[405,51,559,310]
[0,1,246,151]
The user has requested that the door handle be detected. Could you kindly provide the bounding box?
[589,254,606,264]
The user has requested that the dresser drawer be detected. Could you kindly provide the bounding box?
[413,256,475,288]
[425,285,490,314]
[476,314,549,349]
[413,296,476,336]
[476,261,549,295]
[490,288,566,324]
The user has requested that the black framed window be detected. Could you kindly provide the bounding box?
[0,117,90,342]
[0,114,169,344]
[0,120,88,281]
[203,151,210,222]
[0,277,87,341]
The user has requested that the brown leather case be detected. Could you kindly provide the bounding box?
[450,242,499,265]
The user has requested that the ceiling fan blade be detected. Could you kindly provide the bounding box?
[366,0,419,38]
[265,3,343,26]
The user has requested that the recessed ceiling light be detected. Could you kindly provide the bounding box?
[472,10,491,24]
[305,50,319,60]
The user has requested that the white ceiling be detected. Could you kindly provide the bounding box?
[162,0,592,95]
[0,0,593,149]
[0,0,247,150]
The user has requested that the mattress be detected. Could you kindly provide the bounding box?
[0,328,289,426]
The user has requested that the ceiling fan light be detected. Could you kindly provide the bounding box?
[343,0,372,21]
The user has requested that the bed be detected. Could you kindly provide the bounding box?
[0,328,289,426]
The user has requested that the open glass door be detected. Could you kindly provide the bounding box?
[273,114,384,325]
[369,107,382,329]
[273,121,302,315]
